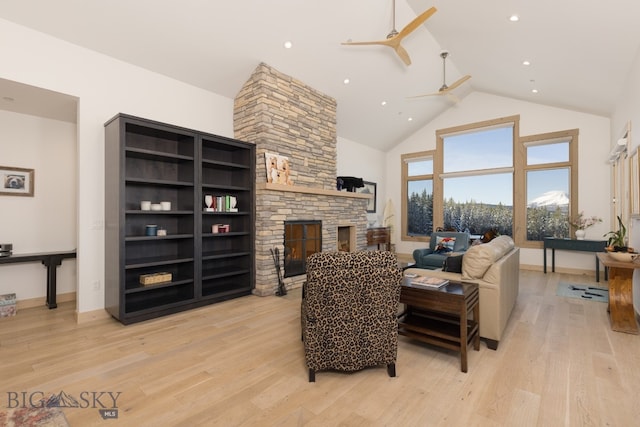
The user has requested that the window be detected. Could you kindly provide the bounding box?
[517,130,578,247]
[400,116,578,249]
[436,117,516,237]
[402,151,434,241]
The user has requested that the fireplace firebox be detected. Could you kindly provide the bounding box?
[284,220,322,277]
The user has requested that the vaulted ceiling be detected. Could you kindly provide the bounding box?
[1,0,639,151]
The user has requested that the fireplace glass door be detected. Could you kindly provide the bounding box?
[284,220,321,277]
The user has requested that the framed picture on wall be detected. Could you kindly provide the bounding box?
[0,166,34,197]
[630,147,639,217]
[357,181,377,213]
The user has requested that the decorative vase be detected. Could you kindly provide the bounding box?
[204,195,213,212]
[575,229,586,240]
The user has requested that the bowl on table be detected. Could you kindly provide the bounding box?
[607,251,639,262]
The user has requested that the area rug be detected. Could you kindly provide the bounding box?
[0,407,69,427]
[556,282,609,303]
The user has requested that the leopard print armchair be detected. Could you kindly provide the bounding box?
[301,250,403,382]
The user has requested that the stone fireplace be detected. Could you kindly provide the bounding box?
[283,220,321,277]
[234,63,370,295]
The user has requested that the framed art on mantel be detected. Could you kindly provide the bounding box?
[357,181,377,213]
[264,152,293,186]
[0,166,34,197]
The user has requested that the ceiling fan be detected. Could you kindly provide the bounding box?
[341,2,437,66]
[409,51,471,101]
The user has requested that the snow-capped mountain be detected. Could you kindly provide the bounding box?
[527,190,569,207]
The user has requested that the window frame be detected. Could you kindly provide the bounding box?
[401,150,435,243]
[434,115,519,233]
[400,115,580,249]
[516,129,578,249]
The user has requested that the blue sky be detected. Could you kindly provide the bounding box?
[409,126,569,205]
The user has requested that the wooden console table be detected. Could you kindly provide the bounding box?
[398,278,479,372]
[0,250,76,309]
[543,238,607,281]
[366,227,390,251]
[596,252,639,334]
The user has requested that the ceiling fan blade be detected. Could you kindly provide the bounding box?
[396,6,437,41]
[406,92,441,99]
[341,6,436,66]
[445,93,461,103]
[407,75,471,99]
[341,40,390,47]
[342,37,410,64]
[394,44,411,65]
[406,91,460,104]
[440,75,471,93]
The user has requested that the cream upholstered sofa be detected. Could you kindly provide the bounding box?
[404,235,519,350]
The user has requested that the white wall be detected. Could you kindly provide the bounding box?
[610,45,640,312]
[386,91,611,271]
[0,18,234,313]
[337,136,387,226]
[0,111,77,299]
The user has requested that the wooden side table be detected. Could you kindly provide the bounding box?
[596,252,639,334]
[0,250,76,309]
[544,238,607,281]
[398,278,480,372]
[366,227,390,251]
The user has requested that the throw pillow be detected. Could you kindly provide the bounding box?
[481,228,498,243]
[442,254,464,273]
[434,236,456,253]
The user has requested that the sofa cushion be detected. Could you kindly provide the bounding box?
[442,254,464,273]
[489,235,515,254]
[462,235,514,280]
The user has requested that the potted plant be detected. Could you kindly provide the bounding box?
[569,211,602,240]
[603,215,628,252]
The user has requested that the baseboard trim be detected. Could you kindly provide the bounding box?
[15,292,76,310]
[76,308,111,324]
[14,293,112,324]
[519,263,599,278]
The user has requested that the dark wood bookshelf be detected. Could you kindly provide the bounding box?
[104,113,255,324]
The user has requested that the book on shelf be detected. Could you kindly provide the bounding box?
[205,194,239,212]
[409,276,449,289]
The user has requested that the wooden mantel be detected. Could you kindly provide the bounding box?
[257,182,372,200]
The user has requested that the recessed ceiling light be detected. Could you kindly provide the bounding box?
[381,101,387,106]
[532,89,539,93]
[509,15,519,22]
[343,78,350,85]
[522,60,531,66]
[283,41,293,49]
[408,117,413,122]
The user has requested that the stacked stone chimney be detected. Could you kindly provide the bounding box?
[234,63,368,295]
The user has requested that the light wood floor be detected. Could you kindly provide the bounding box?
[1,270,640,426]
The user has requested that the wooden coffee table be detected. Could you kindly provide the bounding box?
[398,277,480,372]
